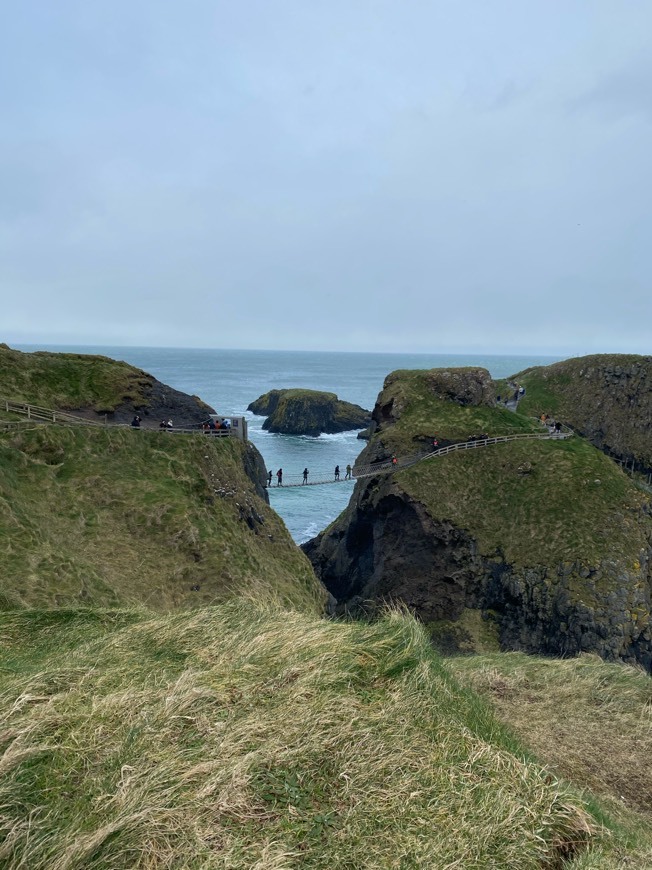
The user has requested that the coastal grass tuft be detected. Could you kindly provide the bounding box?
[449,651,652,869]
[0,601,608,869]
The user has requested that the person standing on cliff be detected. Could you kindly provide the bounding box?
[276,468,283,486]
[302,468,309,484]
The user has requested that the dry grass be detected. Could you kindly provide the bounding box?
[0,603,606,869]
[450,652,652,869]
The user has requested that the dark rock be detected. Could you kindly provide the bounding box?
[248,388,371,436]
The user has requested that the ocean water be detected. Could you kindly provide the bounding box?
[16,346,562,543]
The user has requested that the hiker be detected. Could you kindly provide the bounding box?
[303,468,309,484]
[555,421,562,434]
[167,419,173,429]
[267,470,272,487]
[345,464,352,479]
[391,455,397,465]
[130,415,141,428]
[334,465,340,481]
[432,437,439,449]
[276,468,283,486]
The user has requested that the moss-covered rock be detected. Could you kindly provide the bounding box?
[304,367,652,670]
[248,388,371,436]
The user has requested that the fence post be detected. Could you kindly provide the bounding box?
[27,405,31,419]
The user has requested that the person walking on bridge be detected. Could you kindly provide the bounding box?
[302,468,309,484]
[334,465,340,481]
[345,464,352,479]
[267,470,272,487]
[276,468,283,486]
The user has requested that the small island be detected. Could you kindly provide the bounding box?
[247,388,371,436]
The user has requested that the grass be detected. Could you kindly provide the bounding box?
[0,424,324,614]
[0,601,618,869]
[0,345,157,413]
[449,651,652,869]
[397,436,650,567]
[513,354,652,469]
[373,368,540,457]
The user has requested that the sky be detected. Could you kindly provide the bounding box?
[1,0,651,355]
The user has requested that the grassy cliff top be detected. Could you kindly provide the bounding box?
[0,424,323,613]
[398,437,650,567]
[510,354,652,468]
[514,354,652,415]
[364,368,651,567]
[1,601,634,869]
[374,368,540,455]
[0,345,155,412]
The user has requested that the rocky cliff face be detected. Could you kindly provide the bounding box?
[304,366,652,670]
[516,354,652,473]
[248,388,371,436]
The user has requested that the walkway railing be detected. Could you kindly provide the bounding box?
[0,398,235,437]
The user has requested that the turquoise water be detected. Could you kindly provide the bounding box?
[16,346,562,542]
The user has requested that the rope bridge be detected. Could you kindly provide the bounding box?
[268,429,572,489]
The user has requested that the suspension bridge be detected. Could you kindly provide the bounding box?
[267,429,572,488]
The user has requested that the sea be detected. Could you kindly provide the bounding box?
[15,346,562,544]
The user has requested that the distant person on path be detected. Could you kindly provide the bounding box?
[334,465,340,481]
[267,470,272,487]
[131,415,141,428]
[391,455,397,466]
[555,421,562,434]
[345,464,352,479]
[303,468,309,484]
[276,468,283,486]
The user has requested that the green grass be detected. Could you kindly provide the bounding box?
[0,345,158,413]
[397,436,649,566]
[373,368,540,457]
[0,602,619,869]
[513,354,652,468]
[0,424,324,613]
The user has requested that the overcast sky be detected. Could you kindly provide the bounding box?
[1,1,651,354]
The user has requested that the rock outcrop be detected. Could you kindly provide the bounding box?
[515,354,652,473]
[248,388,371,436]
[304,367,652,670]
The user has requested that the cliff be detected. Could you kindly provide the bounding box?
[304,367,652,670]
[513,354,652,473]
[248,388,371,436]
[0,349,325,613]
[0,343,213,426]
